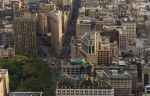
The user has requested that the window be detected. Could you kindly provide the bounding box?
[98,90,102,95]
[85,90,88,95]
[71,90,74,95]
[62,90,65,95]
[57,90,61,95]
[76,90,79,95]
[89,90,93,95]
[67,90,70,95]
[80,90,84,95]
[94,90,97,95]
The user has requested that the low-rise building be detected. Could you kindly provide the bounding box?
[0,46,15,58]
[96,66,135,96]
[56,79,114,96]
[0,69,9,96]
[9,92,43,96]
[109,70,133,96]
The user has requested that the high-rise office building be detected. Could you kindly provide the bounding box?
[48,10,63,55]
[11,0,21,19]
[76,32,100,64]
[97,38,113,65]
[122,22,136,49]
[37,13,49,35]
[119,30,129,51]
[73,30,117,65]
[117,22,136,52]
[13,14,37,56]
[76,17,97,39]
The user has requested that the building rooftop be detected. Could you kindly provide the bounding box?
[57,79,112,89]
[79,17,96,24]
[0,69,8,74]
[95,65,134,80]
[109,70,132,80]
[143,93,150,96]
[9,92,43,96]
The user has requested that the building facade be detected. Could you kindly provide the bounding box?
[14,15,37,56]
[56,88,114,96]
[48,10,63,55]
[0,69,9,96]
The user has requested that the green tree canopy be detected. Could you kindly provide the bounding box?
[0,55,56,96]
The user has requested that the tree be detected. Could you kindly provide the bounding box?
[0,55,56,96]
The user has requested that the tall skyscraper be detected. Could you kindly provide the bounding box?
[37,13,49,35]
[13,14,37,56]
[122,22,136,49]
[48,10,63,55]
[97,38,113,65]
